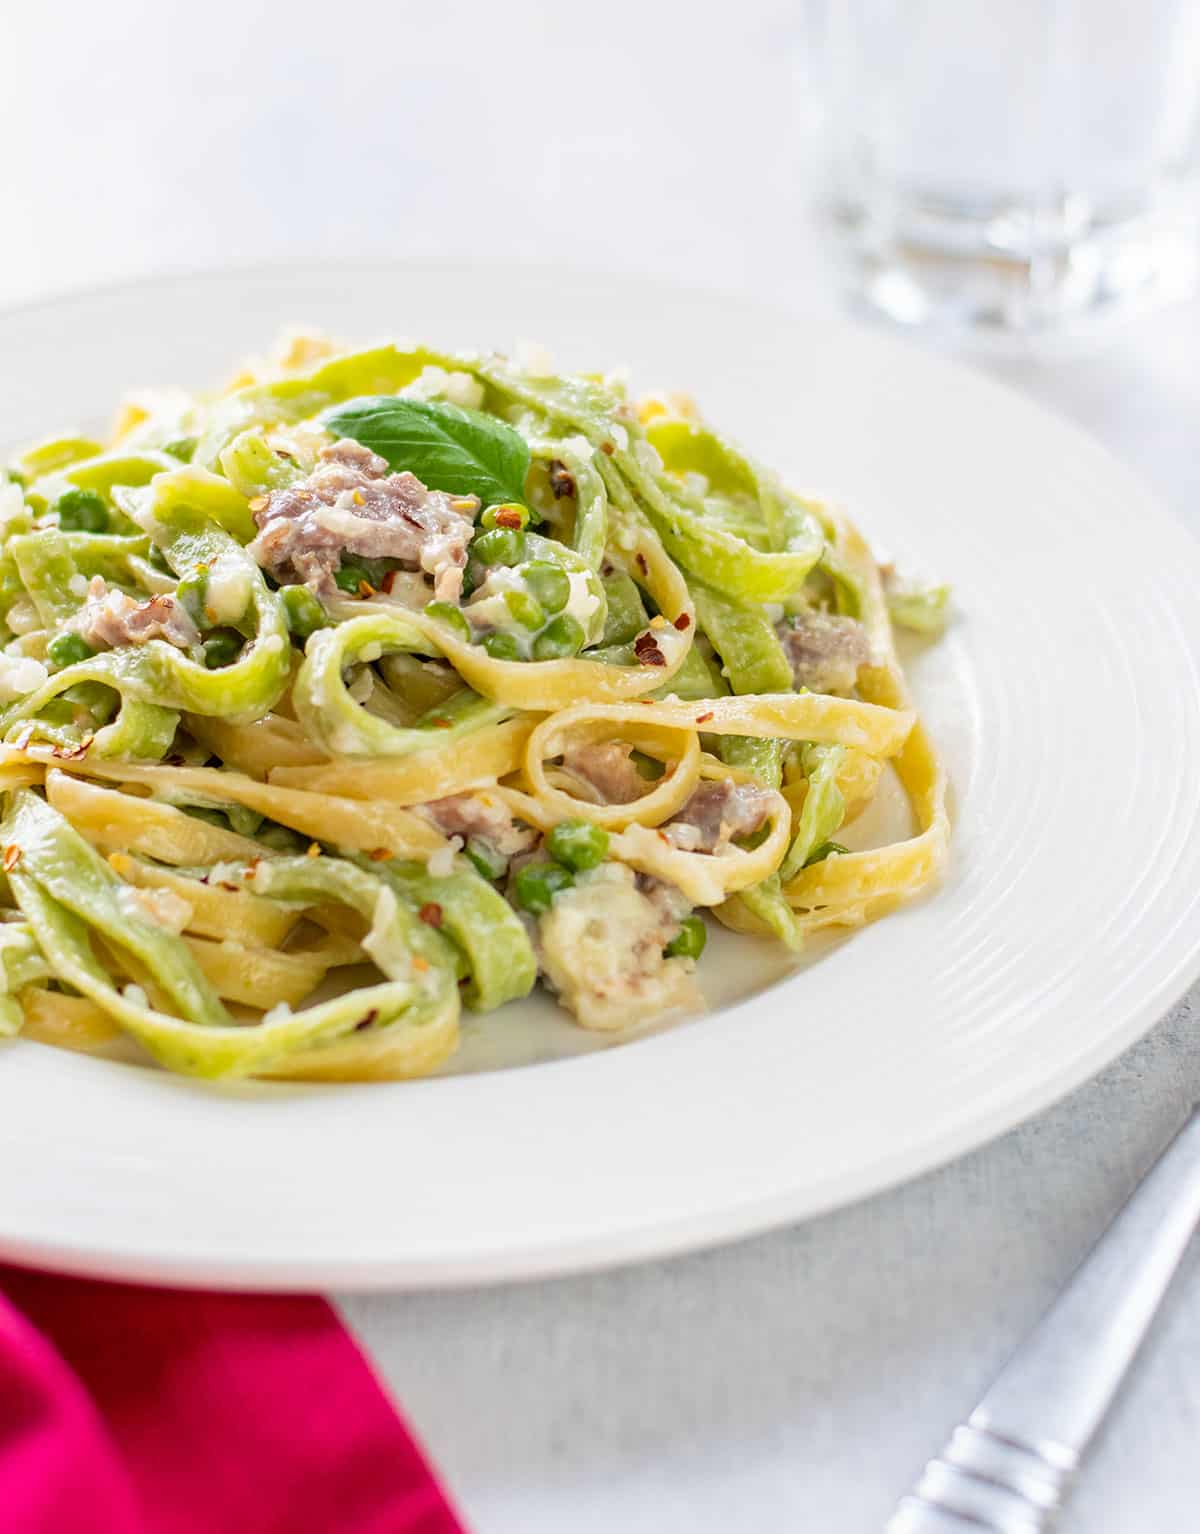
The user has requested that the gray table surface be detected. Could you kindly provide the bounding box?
[337,305,1200,1534]
[7,5,1200,1527]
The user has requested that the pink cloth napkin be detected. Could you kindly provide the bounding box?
[0,1264,468,1534]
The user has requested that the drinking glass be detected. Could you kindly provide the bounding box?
[823,0,1200,333]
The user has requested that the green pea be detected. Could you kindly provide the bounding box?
[480,502,530,532]
[545,819,609,872]
[522,560,570,615]
[55,488,108,533]
[424,600,471,643]
[472,527,526,567]
[665,914,707,960]
[532,613,585,660]
[481,631,523,661]
[504,589,544,631]
[281,584,329,638]
[46,631,95,670]
[513,860,574,915]
[203,631,242,668]
[334,561,372,594]
[464,837,508,881]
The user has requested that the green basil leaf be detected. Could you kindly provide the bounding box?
[324,396,530,506]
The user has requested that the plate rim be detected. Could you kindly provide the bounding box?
[2,259,1200,1292]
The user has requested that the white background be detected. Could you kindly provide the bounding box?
[5,4,1200,1530]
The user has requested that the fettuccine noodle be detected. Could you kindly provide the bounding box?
[0,332,950,1078]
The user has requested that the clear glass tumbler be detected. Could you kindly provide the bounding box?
[824,0,1200,333]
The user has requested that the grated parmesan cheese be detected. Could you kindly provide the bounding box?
[204,554,252,625]
[0,653,47,702]
[442,372,485,409]
[5,598,39,636]
[403,365,485,411]
[426,836,462,878]
[514,339,555,377]
[564,572,601,629]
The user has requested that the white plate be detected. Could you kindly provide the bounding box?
[2,264,1199,1291]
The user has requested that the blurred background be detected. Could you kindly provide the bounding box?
[0,1,825,308]
[4,0,1199,508]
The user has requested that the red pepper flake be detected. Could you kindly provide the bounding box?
[430,717,452,729]
[600,440,615,455]
[673,612,691,631]
[635,552,648,576]
[695,711,714,724]
[368,846,393,862]
[633,631,667,667]
[248,495,269,513]
[494,507,524,529]
[219,881,241,892]
[357,579,376,599]
[418,901,444,928]
[412,955,430,974]
[243,857,262,879]
[306,841,322,858]
[2,845,20,873]
[548,460,576,499]
[51,734,94,761]
[381,570,400,595]
[354,1008,379,1033]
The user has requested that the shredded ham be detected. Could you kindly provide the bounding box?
[418,793,538,858]
[777,610,870,695]
[662,779,774,853]
[560,740,645,804]
[249,439,479,600]
[73,575,200,652]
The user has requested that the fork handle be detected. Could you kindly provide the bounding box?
[888,1103,1200,1533]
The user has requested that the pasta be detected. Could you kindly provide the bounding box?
[0,333,950,1080]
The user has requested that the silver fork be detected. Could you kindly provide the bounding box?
[887,1104,1200,1533]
